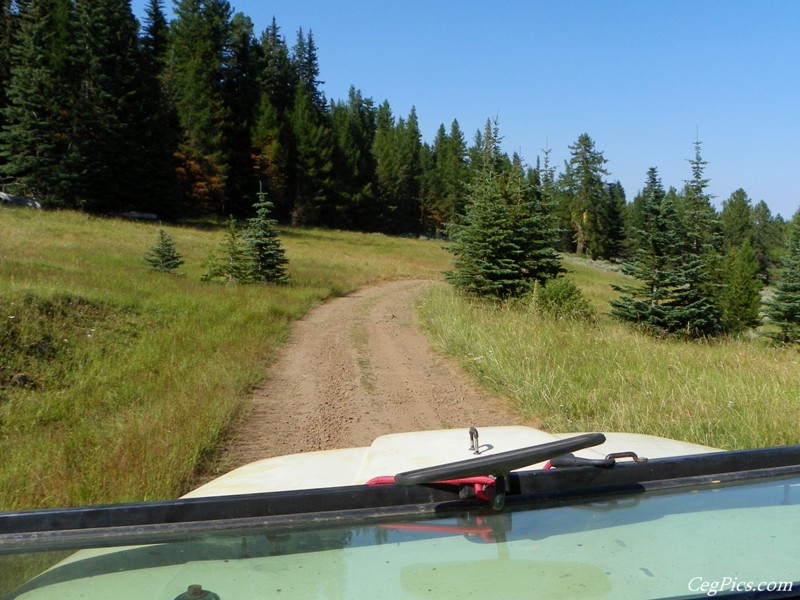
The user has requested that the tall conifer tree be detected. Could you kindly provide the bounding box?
[0,0,76,204]
[223,12,260,215]
[371,103,423,233]
[676,139,724,325]
[564,133,610,257]
[611,168,723,337]
[253,19,295,220]
[422,119,467,235]
[721,189,754,252]
[330,86,377,229]
[290,85,334,225]
[446,118,562,298]
[70,0,155,212]
[0,0,15,160]
[765,212,800,344]
[138,0,182,217]
[166,0,233,214]
[720,239,762,334]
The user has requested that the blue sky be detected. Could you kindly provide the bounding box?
[132,0,800,219]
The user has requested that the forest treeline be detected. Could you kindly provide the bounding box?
[0,1,793,261]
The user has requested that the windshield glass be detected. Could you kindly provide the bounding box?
[3,475,799,600]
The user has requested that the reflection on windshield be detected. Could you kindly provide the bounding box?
[2,476,799,600]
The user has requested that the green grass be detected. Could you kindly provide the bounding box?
[418,256,800,451]
[3,207,800,512]
[0,208,449,510]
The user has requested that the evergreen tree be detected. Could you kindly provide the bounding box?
[719,239,762,334]
[141,0,169,64]
[222,12,261,216]
[765,212,800,344]
[137,0,182,217]
[292,28,326,113]
[258,18,296,115]
[420,125,448,234]
[600,181,627,259]
[371,100,394,229]
[70,0,158,213]
[422,119,467,235]
[720,188,754,252]
[253,18,296,221]
[446,118,562,298]
[287,27,335,226]
[330,86,377,229]
[145,229,185,273]
[252,95,291,219]
[751,200,784,282]
[166,0,233,214]
[0,0,77,204]
[290,85,334,225]
[371,103,423,234]
[0,0,16,161]
[391,107,423,233]
[244,183,289,283]
[564,133,610,257]
[202,215,254,284]
[675,139,724,326]
[611,168,723,337]
[681,139,721,253]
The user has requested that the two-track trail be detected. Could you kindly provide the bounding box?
[207,279,521,476]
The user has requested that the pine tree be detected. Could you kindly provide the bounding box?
[258,18,296,116]
[422,120,467,235]
[252,95,291,219]
[601,181,627,259]
[371,103,423,234]
[0,0,77,204]
[765,212,800,344]
[70,0,157,213]
[564,133,610,257]
[288,27,334,226]
[138,0,182,218]
[202,215,254,284]
[719,239,762,334]
[446,118,562,298]
[292,28,326,113]
[166,0,233,214]
[676,139,724,327]
[682,139,720,253]
[142,0,170,65]
[721,189,754,252]
[221,12,261,216]
[253,18,296,221]
[330,86,377,229]
[751,200,784,283]
[611,168,723,337]
[290,85,334,225]
[145,229,185,273]
[0,0,15,159]
[245,183,289,283]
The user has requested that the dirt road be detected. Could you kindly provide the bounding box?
[212,279,522,474]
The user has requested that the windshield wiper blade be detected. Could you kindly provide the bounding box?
[394,433,606,485]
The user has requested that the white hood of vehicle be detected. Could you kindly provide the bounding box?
[184,426,718,498]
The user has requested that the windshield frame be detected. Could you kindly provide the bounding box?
[3,442,800,554]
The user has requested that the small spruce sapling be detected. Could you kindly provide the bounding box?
[202,216,254,284]
[145,229,184,273]
[245,182,289,284]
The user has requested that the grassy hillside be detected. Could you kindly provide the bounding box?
[2,206,799,512]
[0,208,450,510]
